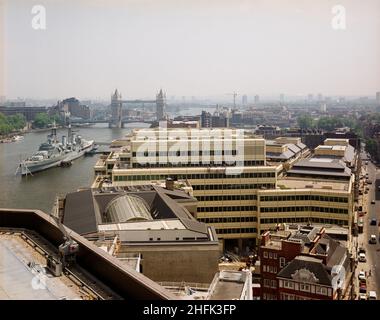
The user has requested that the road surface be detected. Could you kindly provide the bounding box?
[356,152,380,297]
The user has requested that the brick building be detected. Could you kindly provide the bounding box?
[260,224,353,300]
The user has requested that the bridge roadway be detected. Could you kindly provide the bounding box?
[70,119,155,125]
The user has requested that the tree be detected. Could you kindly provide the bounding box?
[33,113,51,128]
[297,115,315,129]
[317,116,344,131]
[7,114,26,130]
[0,112,26,135]
[365,138,377,157]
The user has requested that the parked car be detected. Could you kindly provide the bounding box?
[358,247,366,254]
[369,234,377,244]
[359,252,367,262]
[358,271,366,281]
[359,282,367,293]
[368,291,377,300]
[370,218,377,226]
[359,293,367,300]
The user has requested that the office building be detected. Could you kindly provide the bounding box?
[93,128,275,251]
[242,95,248,105]
[0,106,48,122]
[92,128,354,252]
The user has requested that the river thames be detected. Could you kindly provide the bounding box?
[0,123,149,212]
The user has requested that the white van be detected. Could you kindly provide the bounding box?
[368,291,377,300]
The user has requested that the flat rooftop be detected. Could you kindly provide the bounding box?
[0,209,175,300]
[0,233,92,300]
[208,271,248,300]
[277,178,349,191]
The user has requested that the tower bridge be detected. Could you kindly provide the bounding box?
[110,89,166,128]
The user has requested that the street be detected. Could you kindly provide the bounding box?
[355,151,380,298]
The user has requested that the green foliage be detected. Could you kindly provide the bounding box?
[33,113,59,128]
[7,114,26,130]
[297,114,315,129]
[316,116,345,131]
[0,112,26,135]
[365,138,377,156]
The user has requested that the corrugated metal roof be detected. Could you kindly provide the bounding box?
[105,194,153,223]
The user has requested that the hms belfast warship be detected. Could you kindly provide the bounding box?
[17,123,94,175]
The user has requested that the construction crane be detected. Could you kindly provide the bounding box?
[225,92,238,110]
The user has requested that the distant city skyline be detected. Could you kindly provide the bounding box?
[2,0,380,100]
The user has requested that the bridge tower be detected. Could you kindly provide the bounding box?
[110,89,122,128]
[156,89,166,121]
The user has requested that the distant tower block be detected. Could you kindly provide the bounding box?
[242,94,248,105]
[156,89,166,121]
[111,89,122,128]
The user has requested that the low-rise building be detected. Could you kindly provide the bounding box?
[266,137,309,167]
[260,224,353,300]
[207,270,253,300]
[59,184,220,284]
[314,138,356,169]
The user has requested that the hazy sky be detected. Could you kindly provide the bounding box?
[2,0,380,100]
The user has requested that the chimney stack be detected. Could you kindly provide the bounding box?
[166,177,174,191]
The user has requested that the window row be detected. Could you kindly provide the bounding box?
[263,251,278,260]
[193,184,275,190]
[263,293,277,300]
[114,172,275,182]
[197,194,257,202]
[214,228,257,234]
[131,161,263,168]
[280,293,312,300]
[198,216,257,224]
[133,150,239,157]
[260,217,348,226]
[263,279,277,289]
[260,195,348,203]
[260,206,348,214]
[279,280,332,296]
[197,205,257,213]
[262,265,278,274]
